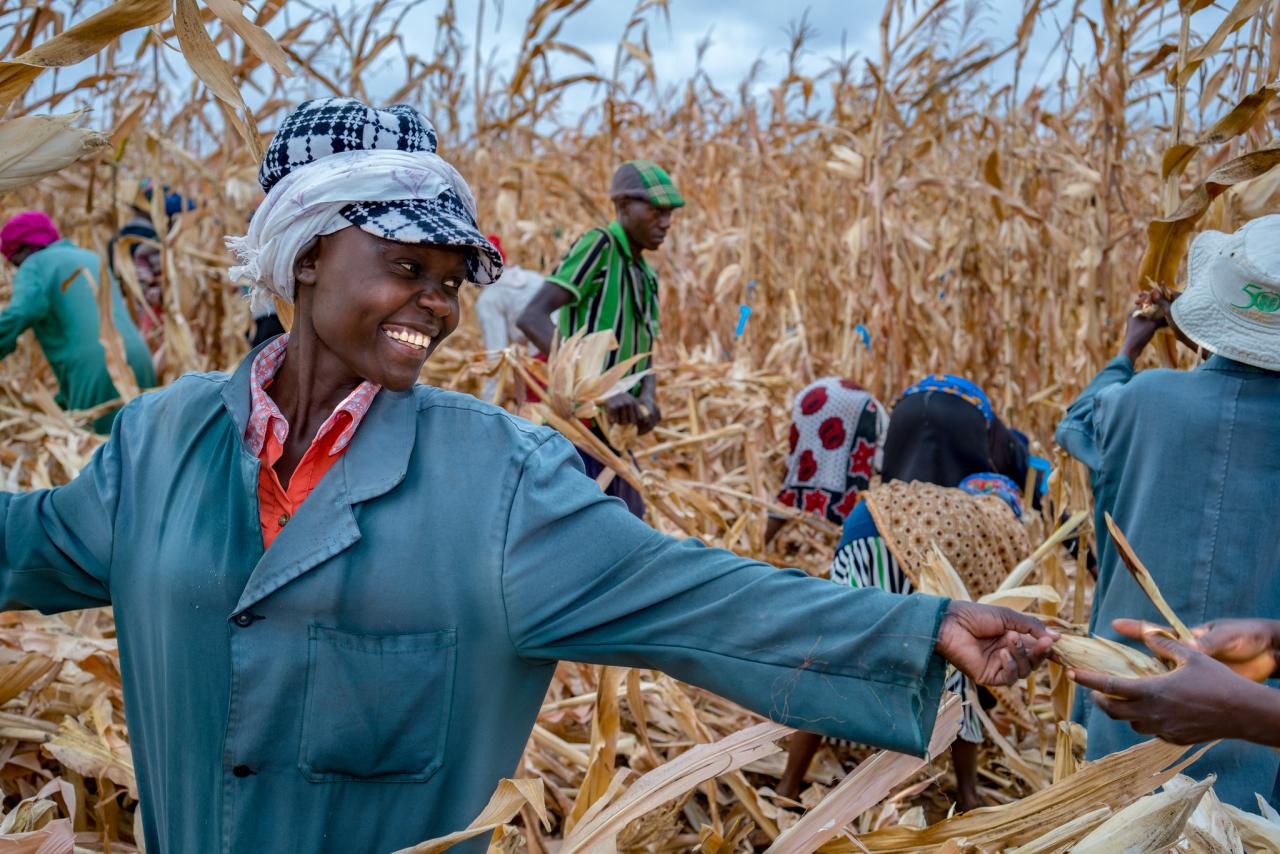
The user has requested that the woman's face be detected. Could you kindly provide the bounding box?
[295,226,467,391]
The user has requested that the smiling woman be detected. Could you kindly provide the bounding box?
[294,232,466,387]
[0,95,1058,854]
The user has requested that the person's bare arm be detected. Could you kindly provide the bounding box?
[516,282,574,357]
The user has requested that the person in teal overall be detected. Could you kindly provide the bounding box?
[0,99,1054,853]
[0,212,156,433]
[1058,214,1280,810]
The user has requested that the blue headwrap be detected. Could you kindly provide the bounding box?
[898,374,994,424]
[959,472,1024,519]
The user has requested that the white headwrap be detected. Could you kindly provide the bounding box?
[226,149,482,316]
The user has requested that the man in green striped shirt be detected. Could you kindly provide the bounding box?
[518,160,685,517]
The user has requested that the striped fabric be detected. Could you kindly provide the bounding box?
[547,220,659,386]
[831,501,983,743]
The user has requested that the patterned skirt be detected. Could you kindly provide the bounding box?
[831,532,984,744]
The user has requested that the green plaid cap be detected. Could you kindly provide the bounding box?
[610,159,685,209]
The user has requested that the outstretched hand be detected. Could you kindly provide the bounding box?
[1069,621,1276,746]
[934,601,1057,686]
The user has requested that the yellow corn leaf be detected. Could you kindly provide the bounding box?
[1176,0,1269,85]
[1004,806,1111,854]
[840,740,1202,851]
[982,149,1005,220]
[0,796,57,834]
[0,653,57,706]
[1104,512,1192,641]
[1159,83,1279,184]
[88,261,141,404]
[0,0,171,112]
[765,695,962,853]
[560,721,789,854]
[205,0,294,77]
[42,716,136,799]
[172,0,261,160]
[394,778,548,854]
[564,666,623,833]
[1139,147,1280,290]
[0,817,73,853]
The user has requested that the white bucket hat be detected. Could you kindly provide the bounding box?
[1171,214,1280,371]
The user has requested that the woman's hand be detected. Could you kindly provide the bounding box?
[1070,625,1280,746]
[934,601,1057,686]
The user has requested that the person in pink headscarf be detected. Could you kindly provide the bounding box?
[0,211,59,265]
[0,211,156,432]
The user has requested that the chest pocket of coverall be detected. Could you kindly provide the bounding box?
[299,625,456,782]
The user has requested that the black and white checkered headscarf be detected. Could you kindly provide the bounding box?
[228,98,502,314]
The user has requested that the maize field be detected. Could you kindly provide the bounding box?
[0,0,1279,850]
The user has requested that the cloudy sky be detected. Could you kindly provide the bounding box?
[298,0,1129,116]
[25,0,1221,130]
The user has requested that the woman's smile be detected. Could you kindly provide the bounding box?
[380,323,433,353]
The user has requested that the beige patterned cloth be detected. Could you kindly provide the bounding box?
[862,480,1030,598]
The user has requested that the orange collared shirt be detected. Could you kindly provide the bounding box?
[245,334,380,549]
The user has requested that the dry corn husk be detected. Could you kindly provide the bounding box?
[916,543,972,602]
[1105,513,1194,641]
[395,778,549,854]
[1070,774,1212,853]
[560,721,789,853]
[1004,805,1111,854]
[765,695,963,853]
[839,739,1200,852]
[0,111,108,192]
[1223,800,1280,851]
[1051,632,1171,679]
[543,329,651,423]
[1165,774,1245,854]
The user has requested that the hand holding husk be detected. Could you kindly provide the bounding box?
[934,600,1058,686]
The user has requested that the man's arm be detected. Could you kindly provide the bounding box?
[519,229,610,357]
[1054,291,1167,469]
[0,262,51,360]
[515,281,573,357]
